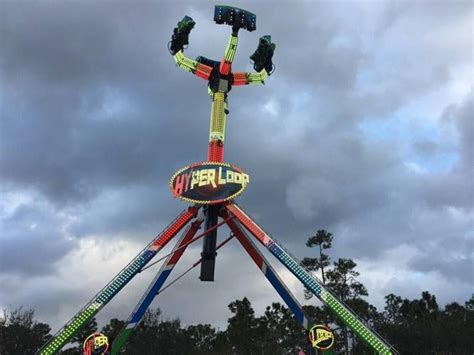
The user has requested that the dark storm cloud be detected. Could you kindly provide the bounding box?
[0,199,74,275]
[1,1,213,205]
[409,238,472,284]
[0,0,472,332]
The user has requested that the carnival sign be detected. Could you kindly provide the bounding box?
[83,332,109,355]
[170,162,249,204]
[308,324,335,350]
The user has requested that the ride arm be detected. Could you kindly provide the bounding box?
[223,212,313,331]
[225,203,398,355]
[232,69,269,85]
[232,35,275,85]
[111,217,204,354]
[174,51,213,80]
[170,16,213,80]
[219,33,239,75]
[37,207,199,355]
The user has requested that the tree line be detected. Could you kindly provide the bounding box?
[1,230,472,354]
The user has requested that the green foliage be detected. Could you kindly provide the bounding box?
[302,230,333,289]
[326,258,368,302]
[125,308,226,354]
[378,292,474,354]
[182,323,220,354]
[126,308,186,354]
[256,302,307,354]
[226,297,260,354]
[101,318,125,347]
[301,230,474,354]
[2,294,474,354]
[303,230,370,354]
[0,307,51,355]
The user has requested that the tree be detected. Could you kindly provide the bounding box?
[101,318,125,349]
[383,293,403,326]
[127,308,195,354]
[126,308,159,354]
[209,330,231,354]
[2,292,474,354]
[302,230,333,284]
[0,307,51,355]
[226,297,260,354]
[442,297,474,352]
[326,259,367,301]
[325,258,368,354]
[378,292,474,354]
[254,302,307,354]
[182,324,218,354]
[301,231,374,353]
[154,318,187,354]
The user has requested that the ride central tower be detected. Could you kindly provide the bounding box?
[168,6,275,281]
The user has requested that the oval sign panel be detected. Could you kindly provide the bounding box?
[169,162,250,204]
[308,324,335,350]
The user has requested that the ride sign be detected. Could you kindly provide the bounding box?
[170,162,249,204]
[83,332,109,355]
[308,324,335,350]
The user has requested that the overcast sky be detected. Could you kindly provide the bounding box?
[1,0,473,335]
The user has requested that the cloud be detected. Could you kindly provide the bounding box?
[0,191,75,275]
[0,0,472,338]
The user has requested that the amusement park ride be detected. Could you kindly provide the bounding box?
[38,6,397,355]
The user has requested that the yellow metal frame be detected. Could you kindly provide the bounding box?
[224,35,239,62]
[173,50,198,72]
[209,92,226,142]
[173,34,270,145]
[247,69,268,84]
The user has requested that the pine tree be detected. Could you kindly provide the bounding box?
[0,307,51,355]
[301,230,333,299]
[226,297,260,354]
